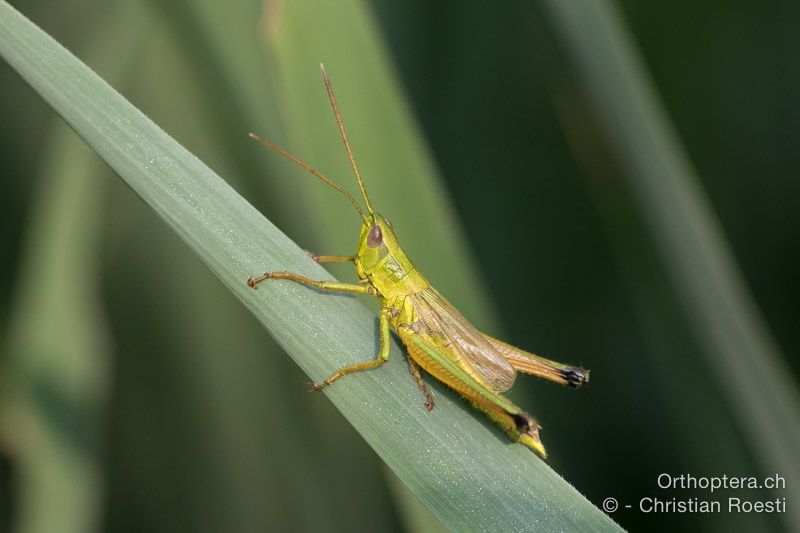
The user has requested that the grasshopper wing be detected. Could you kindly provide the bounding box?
[407,288,516,393]
[481,334,590,388]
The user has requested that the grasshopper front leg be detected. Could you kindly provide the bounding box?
[247,271,375,295]
[305,251,355,264]
[247,270,388,388]
[313,308,393,390]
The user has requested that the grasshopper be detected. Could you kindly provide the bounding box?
[247,64,589,458]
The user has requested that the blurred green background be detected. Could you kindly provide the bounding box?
[1,0,798,532]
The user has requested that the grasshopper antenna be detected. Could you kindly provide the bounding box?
[248,132,367,222]
[320,63,374,215]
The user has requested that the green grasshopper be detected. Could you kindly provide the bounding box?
[247,65,589,458]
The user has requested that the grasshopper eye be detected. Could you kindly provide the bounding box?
[367,224,383,247]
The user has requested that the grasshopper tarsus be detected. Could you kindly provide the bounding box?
[247,272,272,289]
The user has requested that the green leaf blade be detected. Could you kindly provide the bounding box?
[0,3,622,531]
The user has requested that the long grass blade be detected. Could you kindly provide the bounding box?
[0,3,622,530]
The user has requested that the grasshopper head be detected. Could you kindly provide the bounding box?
[355,213,399,274]
[251,66,400,281]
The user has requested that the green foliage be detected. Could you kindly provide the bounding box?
[2,0,798,532]
[0,2,620,532]
[544,3,800,531]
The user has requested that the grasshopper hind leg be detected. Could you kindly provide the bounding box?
[406,356,434,411]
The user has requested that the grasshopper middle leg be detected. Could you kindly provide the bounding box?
[313,308,392,391]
